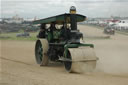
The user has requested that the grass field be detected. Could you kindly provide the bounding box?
[0,32,38,41]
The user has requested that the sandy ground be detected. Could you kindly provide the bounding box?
[0,25,128,85]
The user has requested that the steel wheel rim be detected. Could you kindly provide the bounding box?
[35,40,43,64]
[64,50,72,72]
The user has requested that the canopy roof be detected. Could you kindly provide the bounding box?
[33,13,86,24]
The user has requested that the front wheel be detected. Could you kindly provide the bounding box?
[64,50,72,72]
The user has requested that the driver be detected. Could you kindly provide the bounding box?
[38,23,46,38]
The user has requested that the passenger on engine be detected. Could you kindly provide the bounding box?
[60,24,71,41]
[49,23,58,42]
[38,23,46,38]
[66,25,71,40]
[60,24,66,40]
[49,22,56,31]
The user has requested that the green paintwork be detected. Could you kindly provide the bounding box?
[37,41,43,62]
[47,32,53,42]
[53,30,61,39]
[33,13,86,24]
[39,46,43,61]
[47,30,61,42]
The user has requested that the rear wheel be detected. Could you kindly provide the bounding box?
[35,40,43,64]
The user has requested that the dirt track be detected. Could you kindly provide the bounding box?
[0,25,128,85]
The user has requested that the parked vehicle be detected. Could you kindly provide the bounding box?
[104,25,115,35]
[16,32,30,37]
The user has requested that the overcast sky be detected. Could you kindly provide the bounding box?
[1,0,128,19]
